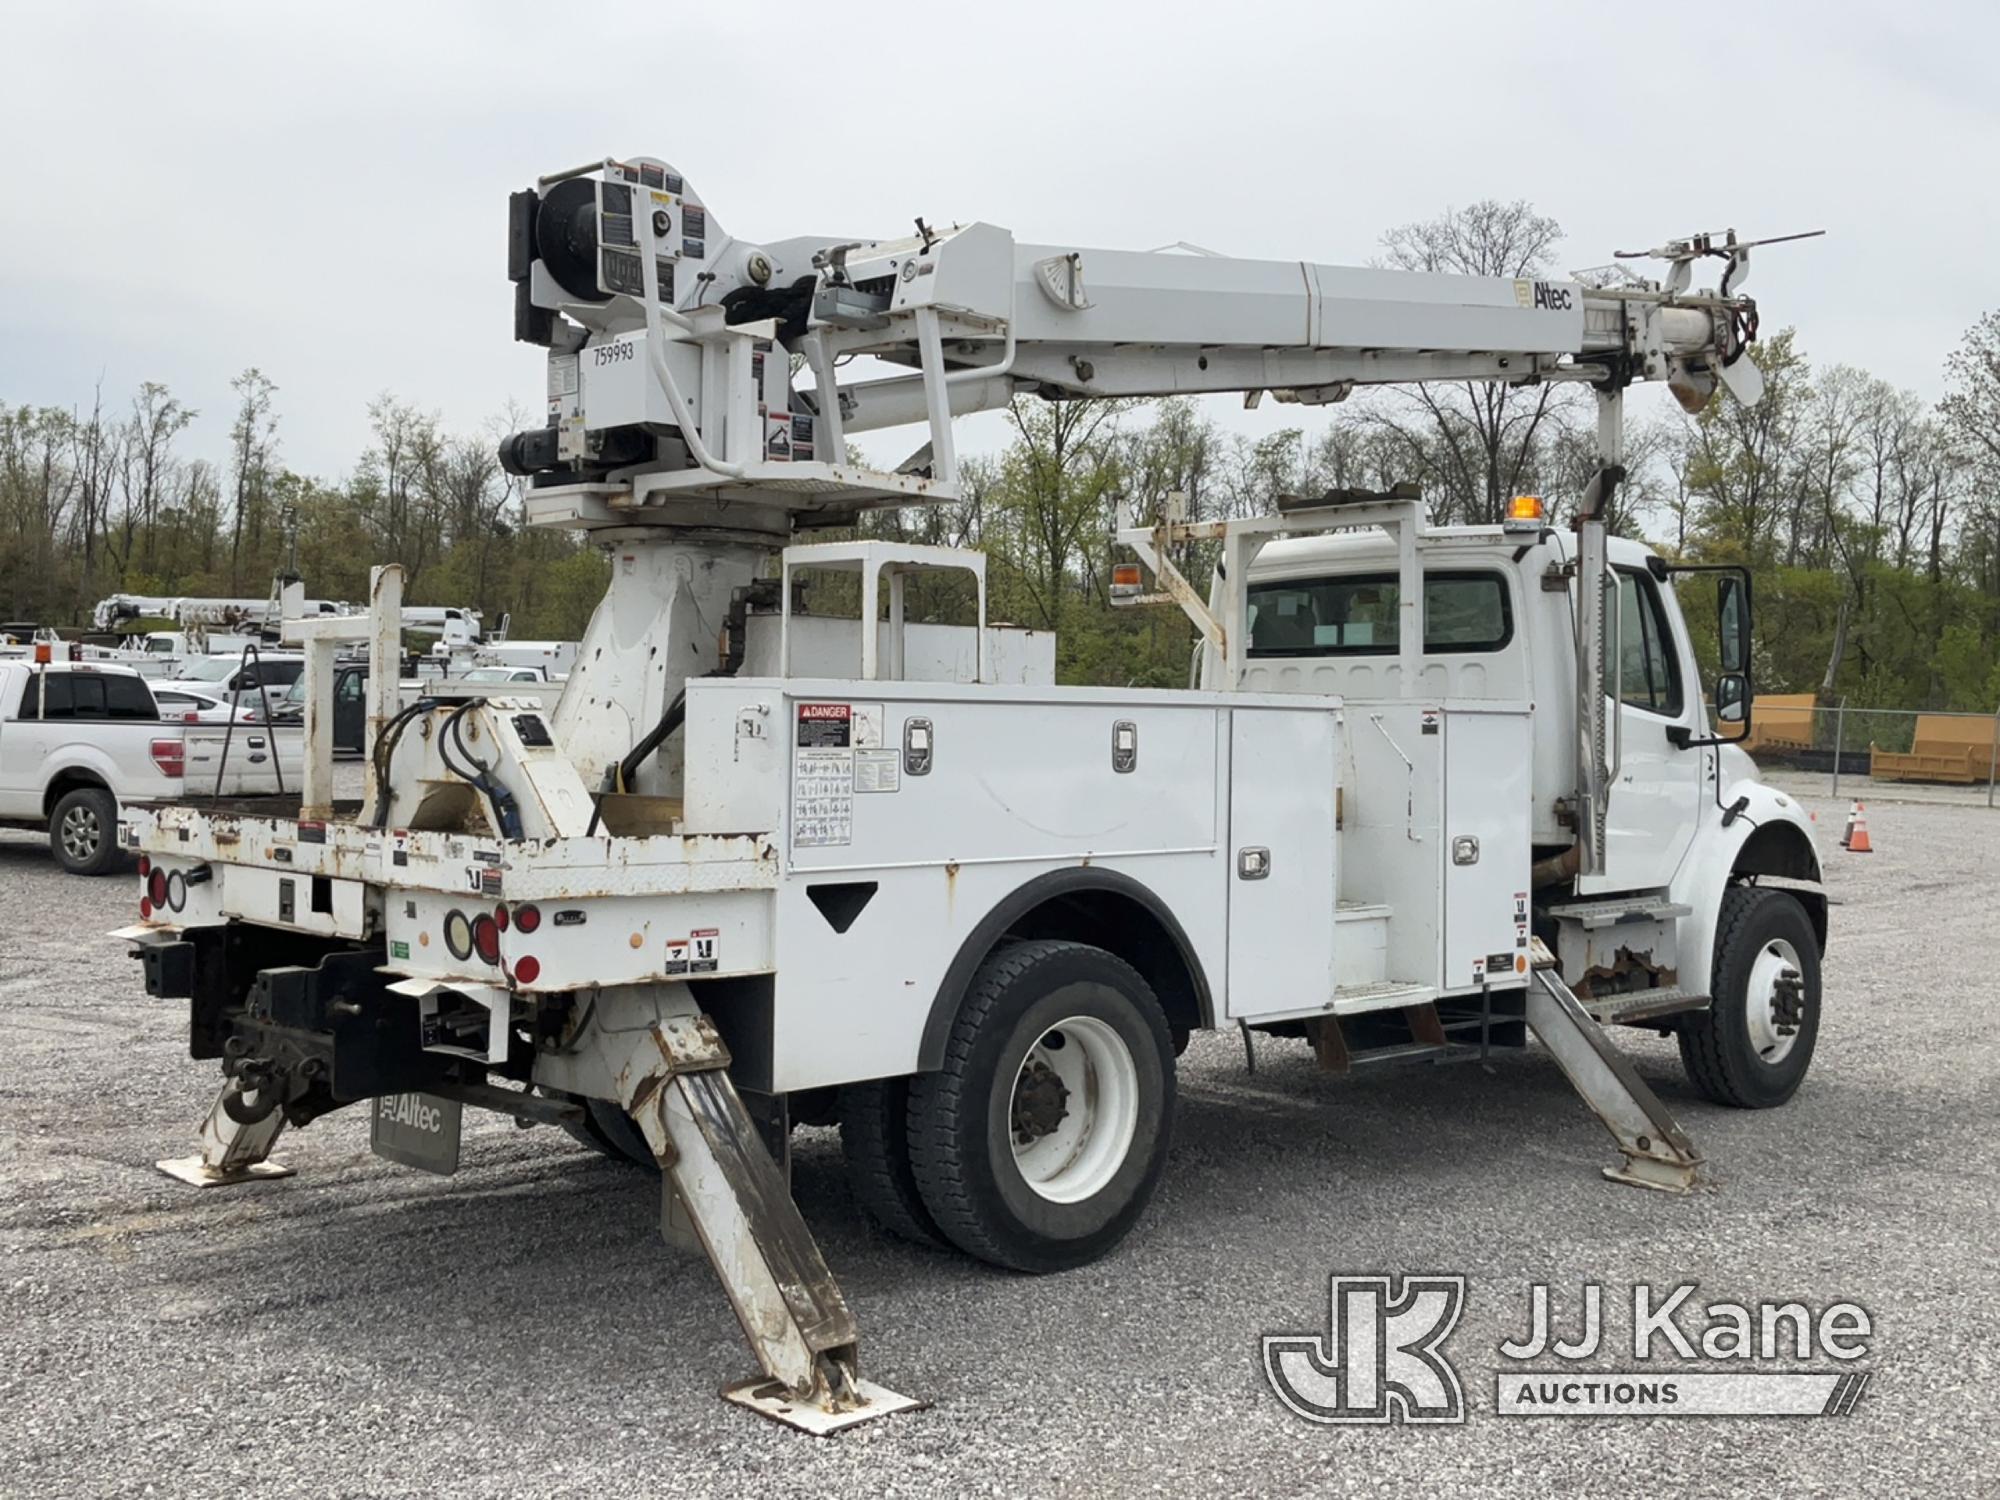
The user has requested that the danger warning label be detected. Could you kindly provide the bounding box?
[797,702,852,747]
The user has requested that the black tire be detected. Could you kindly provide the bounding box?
[551,1090,659,1169]
[907,939,1175,1273]
[50,786,122,876]
[839,1078,946,1247]
[586,1098,660,1166]
[1679,886,1821,1108]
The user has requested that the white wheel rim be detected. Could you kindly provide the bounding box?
[1007,1015,1139,1204]
[1743,937,1804,1064]
[60,805,100,861]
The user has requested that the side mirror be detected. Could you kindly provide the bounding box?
[1667,560,1755,749]
[1716,671,1748,724]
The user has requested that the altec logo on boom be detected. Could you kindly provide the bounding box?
[1264,1277,1874,1424]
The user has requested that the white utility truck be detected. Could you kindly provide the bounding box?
[116,159,1822,1432]
[0,660,301,873]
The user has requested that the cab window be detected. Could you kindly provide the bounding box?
[1615,569,1683,717]
[17,672,156,720]
[1246,571,1512,656]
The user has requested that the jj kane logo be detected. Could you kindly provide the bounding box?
[1263,1276,1467,1424]
[1264,1276,1874,1424]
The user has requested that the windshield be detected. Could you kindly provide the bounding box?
[460,666,525,682]
[284,675,308,705]
[176,657,240,682]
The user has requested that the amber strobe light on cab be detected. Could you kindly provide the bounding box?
[1109,562,1144,604]
[1503,494,1546,533]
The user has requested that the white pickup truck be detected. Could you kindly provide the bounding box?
[0,661,303,874]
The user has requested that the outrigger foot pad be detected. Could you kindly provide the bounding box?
[155,1156,296,1188]
[1527,970,1703,1195]
[723,1376,927,1435]
[157,1082,295,1188]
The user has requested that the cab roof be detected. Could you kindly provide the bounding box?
[1247,524,1659,580]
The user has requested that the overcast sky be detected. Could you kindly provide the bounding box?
[3,0,1994,482]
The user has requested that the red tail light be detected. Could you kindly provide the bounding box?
[472,915,501,965]
[513,955,541,986]
[147,869,168,907]
[137,856,151,878]
[493,904,510,932]
[149,738,186,777]
[512,904,541,934]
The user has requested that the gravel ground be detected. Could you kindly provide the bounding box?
[2,787,1995,1498]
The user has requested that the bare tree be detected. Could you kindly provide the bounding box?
[227,368,279,591]
[115,382,196,576]
[1940,311,2000,600]
[1370,200,1577,524]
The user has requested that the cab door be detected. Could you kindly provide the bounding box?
[334,669,367,753]
[1580,567,1704,895]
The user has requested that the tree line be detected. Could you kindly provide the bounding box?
[4,202,1996,711]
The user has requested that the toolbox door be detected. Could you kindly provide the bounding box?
[1224,707,1337,1020]
[1442,709,1533,990]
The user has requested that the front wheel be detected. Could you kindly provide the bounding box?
[50,787,122,876]
[1679,886,1821,1108]
[906,940,1175,1273]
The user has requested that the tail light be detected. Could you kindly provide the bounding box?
[512,904,541,934]
[149,738,186,777]
[513,955,541,986]
[137,856,151,878]
[147,868,168,907]
[493,904,510,932]
[472,915,501,965]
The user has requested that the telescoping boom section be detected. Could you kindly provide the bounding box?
[116,154,1805,1430]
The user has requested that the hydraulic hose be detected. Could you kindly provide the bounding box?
[586,687,688,837]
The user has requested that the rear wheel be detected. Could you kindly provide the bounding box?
[1679,886,1821,1108]
[554,1092,659,1169]
[907,940,1175,1273]
[839,1078,945,1246]
[50,787,121,876]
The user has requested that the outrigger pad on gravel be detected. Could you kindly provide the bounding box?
[155,1156,295,1187]
[722,1376,927,1435]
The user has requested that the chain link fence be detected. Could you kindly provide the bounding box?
[1738,699,2000,807]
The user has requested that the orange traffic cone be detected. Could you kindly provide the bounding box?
[1841,801,1873,853]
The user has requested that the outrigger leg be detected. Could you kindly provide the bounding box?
[1526,968,1703,1194]
[156,1081,297,1187]
[614,1009,923,1434]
